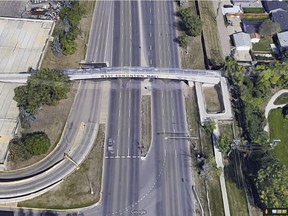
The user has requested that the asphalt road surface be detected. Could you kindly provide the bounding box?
[0,0,194,215]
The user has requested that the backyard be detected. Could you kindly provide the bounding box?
[268,108,288,167]
[252,37,272,52]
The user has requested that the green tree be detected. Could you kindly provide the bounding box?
[223,57,245,87]
[60,36,77,55]
[184,15,203,37]
[200,154,222,181]
[178,7,191,18]
[8,138,32,162]
[204,119,216,135]
[256,162,288,207]
[23,132,50,155]
[14,69,71,127]
[259,20,281,37]
[217,135,230,154]
[178,34,189,49]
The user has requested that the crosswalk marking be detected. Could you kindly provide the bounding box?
[105,155,141,159]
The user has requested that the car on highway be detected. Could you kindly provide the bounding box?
[108,138,114,154]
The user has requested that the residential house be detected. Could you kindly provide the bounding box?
[233,32,253,50]
[242,20,262,33]
[221,5,242,15]
[276,31,288,51]
[231,32,252,62]
[262,0,288,13]
[271,10,288,31]
[232,0,264,9]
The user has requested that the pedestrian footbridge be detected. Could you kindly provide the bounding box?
[0,67,222,84]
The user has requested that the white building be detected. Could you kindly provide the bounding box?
[277,31,288,51]
[232,32,252,62]
[232,32,252,50]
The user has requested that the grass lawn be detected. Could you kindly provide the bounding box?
[252,37,272,52]
[208,179,225,216]
[268,108,288,167]
[243,7,265,13]
[18,124,105,209]
[219,122,234,141]
[242,15,269,21]
[185,87,199,137]
[224,164,249,216]
[198,0,223,67]
[203,85,222,113]
[274,92,288,105]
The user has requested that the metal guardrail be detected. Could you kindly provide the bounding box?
[58,67,222,77]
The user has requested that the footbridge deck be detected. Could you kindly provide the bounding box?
[0,67,222,84]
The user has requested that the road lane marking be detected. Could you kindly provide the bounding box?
[150,19,151,24]
[104,155,141,159]
[150,7,151,13]
[149,32,152,37]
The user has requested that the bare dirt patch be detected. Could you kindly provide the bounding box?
[7,82,79,170]
[41,1,95,69]
[203,85,223,113]
[141,96,151,156]
[18,124,105,209]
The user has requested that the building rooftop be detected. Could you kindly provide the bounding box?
[277,31,288,47]
[232,32,252,47]
[0,1,28,18]
[0,17,54,167]
[233,0,264,8]
[271,10,288,31]
[262,0,288,12]
[242,20,263,33]
[0,17,54,73]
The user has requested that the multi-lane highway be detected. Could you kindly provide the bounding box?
[0,0,195,215]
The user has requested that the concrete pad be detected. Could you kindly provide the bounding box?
[0,17,54,73]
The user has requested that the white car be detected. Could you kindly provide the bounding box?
[107,138,114,154]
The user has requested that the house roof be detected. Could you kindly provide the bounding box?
[271,10,288,31]
[242,20,263,33]
[277,31,288,47]
[262,0,288,13]
[233,0,263,8]
[232,32,252,47]
[221,5,241,15]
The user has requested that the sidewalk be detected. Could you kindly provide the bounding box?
[264,89,288,132]
[213,122,231,216]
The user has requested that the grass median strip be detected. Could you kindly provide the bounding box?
[18,124,105,209]
[141,96,151,156]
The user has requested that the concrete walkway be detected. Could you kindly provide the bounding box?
[213,122,231,216]
[264,89,288,132]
